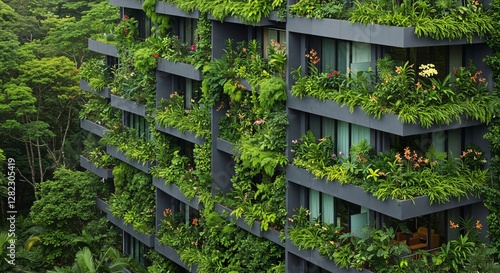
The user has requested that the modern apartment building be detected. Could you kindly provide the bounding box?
[79,0,496,272]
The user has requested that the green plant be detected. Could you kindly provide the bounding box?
[80,58,112,91]
[162,0,286,23]
[79,98,121,128]
[155,92,211,138]
[100,126,155,164]
[290,0,348,19]
[109,163,155,235]
[142,0,171,36]
[348,0,493,41]
[292,52,498,128]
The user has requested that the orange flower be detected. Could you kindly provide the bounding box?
[192,218,199,226]
[476,220,483,230]
[449,220,459,229]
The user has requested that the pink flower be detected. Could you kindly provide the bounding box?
[154,53,159,59]
[332,153,336,158]
[333,70,338,76]
[190,45,196,51]
[328,73,333,78]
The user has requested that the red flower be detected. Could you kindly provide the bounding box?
[190,44,196,51]
[154,53,159,59]
[333,70,338,76]
[327,73,332,78]
[123,14,129,19]
[123,29,128,34]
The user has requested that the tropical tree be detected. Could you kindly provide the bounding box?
[28,168,106,266]
[0,56,81,196]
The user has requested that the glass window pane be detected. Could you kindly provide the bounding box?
[321,117,335,140]
[337,121,349,157]
[321,38,336,72]
[351,124,370,146]
[351,42,371,72]
[432,131,446,153]
[338,41,349,73]
[448,129,462,159]
[309,189,320,220]
[322,193,335,225]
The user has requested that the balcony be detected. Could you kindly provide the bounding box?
[95,198,110,214]
[87,39,118,57]
[207,14,279,26]
[286,165,482,220]
[110,95,147,117]
[153,178,203,210]
[106,145,154,174]
[155,124,205,145]
[216,138,235,155]
[157,58,203,81]
[80,155,114,179]
[155,2,200,18]
[286,241,374,273]
[214,203,284,247]
[287,17,484,47]
[80,79,111,98]
[107,211,155,248]
[80,119,108,137]
[287,93,482,137]
[154,238,196,272]
[109,0,143,9]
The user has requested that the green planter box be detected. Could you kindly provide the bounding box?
[154,238,196,271]
[110,95,147,117]
[214,203,284,246]
[155,2,200,18]
[87,39,118,57]
[153,178,203,210]
[80,155,114,179]
[80,119,108,137]
[109,0,143,9]
[80,79,111,98]
[287,93,482,136]
[286,241,374,273]
[107,211,155,247]
[155,124,205,145]
[106,145,154,174]
[287,17,484,47]
[216,138,235,155]
[157,58,203,81]
[95,198,110,214]
[286,165,482,220]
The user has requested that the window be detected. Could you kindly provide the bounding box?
[106,56,118,80]
[173,17,197,46]
[307,114,371,157]
[383,46,463,80]
[308,189,369,236]
[177,78,202,109]
[124,8,151,40]
[124,232,149,265]
[125,113,151,141]
[388,129,463,158]
[320,39,372,74]
[264,28,286,58]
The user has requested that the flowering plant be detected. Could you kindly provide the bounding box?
[292,53,496,128]
[113,15,138,44]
